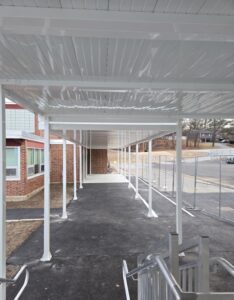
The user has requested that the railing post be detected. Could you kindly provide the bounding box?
[169,233,179,283]
[73,130,77,200]
[198,236,210,293]
[128,145,131,188]
[0,86,6,300]
[62,133,68,219]
[135,143,140,199]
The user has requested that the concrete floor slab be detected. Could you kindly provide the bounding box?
[83,174,128,183]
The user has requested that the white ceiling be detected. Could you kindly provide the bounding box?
[0,1,234,148]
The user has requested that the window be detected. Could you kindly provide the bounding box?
[27,148,44,177]
[6,109,35,132]
[6,147,20,180]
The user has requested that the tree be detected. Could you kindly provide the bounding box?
[206,119,231,147]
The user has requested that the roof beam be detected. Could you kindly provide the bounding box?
[3,79,234,92]
[0,7,234,41]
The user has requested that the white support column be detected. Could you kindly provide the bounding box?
[128,145,131,188]
[0,86,6,299]
[124,147,127,177]
[82,147,85,182]
[135,143,140,199]
[117,149,120,173]
[62,134,68,219]
[148,139,154,218]
[41,116,52,262]
[176,119,183,244]
[85,147,88,176]
[73,130,77,200]
[79,130,83,189]
[89,131,92,175]
[120,148,123,174]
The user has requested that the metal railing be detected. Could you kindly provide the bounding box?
[0,265,29,300]
[123,234,234,300]
[109,149,234,223]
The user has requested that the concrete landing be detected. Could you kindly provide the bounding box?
[83,173,128,183]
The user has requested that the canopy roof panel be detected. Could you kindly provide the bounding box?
[0,2,234,147]
[1,0,234,15]
[55,129,173,149]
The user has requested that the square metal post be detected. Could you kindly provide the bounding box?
[128,145,131,188]
[135,143,140,199]
[79,130,83,189]
[198,236,210,292]
[73,130,77,200]
[124,147,127,177]
[176,119,183,244]
[89,131,92,175]
[148,139,154,217]
[62,133,68,219]
[169,233,179,282]
[0,86,6,299]
[41,116,52,261]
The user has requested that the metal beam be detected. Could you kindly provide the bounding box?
[0,7,234,41]
[3,79,234,92]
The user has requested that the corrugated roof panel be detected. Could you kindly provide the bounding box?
[1,34,234,82]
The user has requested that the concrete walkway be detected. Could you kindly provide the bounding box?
[7,181,234,299]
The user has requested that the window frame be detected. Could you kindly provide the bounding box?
[27,147,44,179]
[6,146,21,181]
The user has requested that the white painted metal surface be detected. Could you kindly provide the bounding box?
[147,139,156,218]
[135,143,139,199]
[128,145,131,189]
[0,85,6,300]
[73,130,77,200]
[41,116,52,262]
[79,130,83,189]
[62,135,68,219]
[176,119,183,244]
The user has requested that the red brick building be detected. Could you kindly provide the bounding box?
[6,101,108,200]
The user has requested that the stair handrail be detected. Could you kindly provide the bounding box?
[0,264,29,300]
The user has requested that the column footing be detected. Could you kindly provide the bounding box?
[40,252,52,262]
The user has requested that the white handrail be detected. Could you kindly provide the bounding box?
[122,260,131,300]
[0,265,29,300]
[210,257,234,277]
[13,265,30,300]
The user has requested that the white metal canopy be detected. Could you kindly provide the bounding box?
[1,3,234,297]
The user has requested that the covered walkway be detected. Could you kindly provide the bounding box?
[7,181,234,299]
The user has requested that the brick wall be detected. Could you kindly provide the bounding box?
[50,143,80,183]
[6,139,44,198]
[89,149,108,174]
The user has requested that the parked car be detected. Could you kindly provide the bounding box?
[226,156,234,164]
